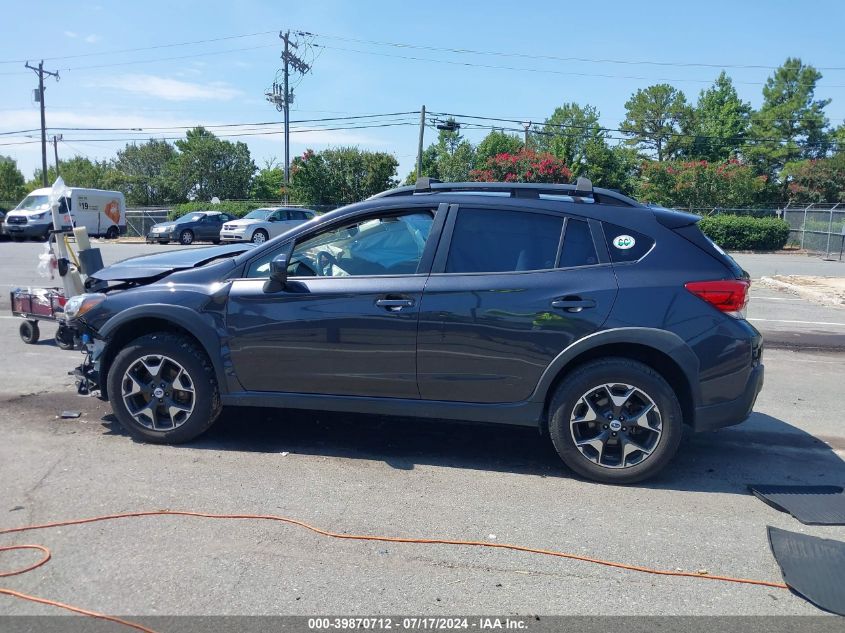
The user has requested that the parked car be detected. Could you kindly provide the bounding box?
[147,211,235,245]
[0,208,7,240]
[220,207,316,244]
[67,178,763,484]
[5,187,126,241]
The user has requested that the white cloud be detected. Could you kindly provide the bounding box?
[84,34,100,44]
[90,74,241,102]
[64,31,77,38]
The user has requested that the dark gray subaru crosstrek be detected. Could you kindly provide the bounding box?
[66,178,763,484]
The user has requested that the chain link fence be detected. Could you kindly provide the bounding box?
[782,203,845,258]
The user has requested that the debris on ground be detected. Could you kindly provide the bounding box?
[760,275,845,307]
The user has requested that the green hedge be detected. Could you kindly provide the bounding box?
[698,215,790,251]
[168,201,268,220]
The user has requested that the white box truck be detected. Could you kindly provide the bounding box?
[4,187,126,241]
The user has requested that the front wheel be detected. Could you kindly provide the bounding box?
[548,358,683,484]
[55,325,75,350]
[179,230,194,245]
[106,333,222,444]
[251,229,268,245]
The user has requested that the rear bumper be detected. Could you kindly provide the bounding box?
[693,362,764,432]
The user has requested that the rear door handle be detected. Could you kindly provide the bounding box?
[551,297,596,313]
[376,297,416,311]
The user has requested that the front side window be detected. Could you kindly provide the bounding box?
[445,208,564,273]
[246,210,434,278]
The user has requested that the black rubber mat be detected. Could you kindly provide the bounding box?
[749,485,845,525]
[768,526,845,615]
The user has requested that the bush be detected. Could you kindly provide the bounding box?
[698,215,790,251]
[169,201,267,220]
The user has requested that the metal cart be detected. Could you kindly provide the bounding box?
[10,287,77,350]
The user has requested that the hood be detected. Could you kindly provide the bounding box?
[90,243,253,283]
[224,218,262,226]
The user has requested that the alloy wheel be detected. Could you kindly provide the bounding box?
[569,383,662,469]
[121,354,196,431]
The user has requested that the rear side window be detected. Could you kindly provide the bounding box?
[446,208,563,273]
[559,219,598,268]
[603,222,654,262]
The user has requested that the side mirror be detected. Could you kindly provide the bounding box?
[263,247,292,293]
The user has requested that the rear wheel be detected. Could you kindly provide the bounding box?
[179,230,194,245]
[55,325,75,350]
[548,358,683,484]
[106,333,222,444]
[105,226,120,240]
[251,229,268,245]
[19,320,40,344]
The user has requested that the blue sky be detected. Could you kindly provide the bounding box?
[1,0,844,183]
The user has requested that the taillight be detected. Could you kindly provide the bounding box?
[684,279,750,318]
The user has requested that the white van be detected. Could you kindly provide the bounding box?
[4,187,126,241]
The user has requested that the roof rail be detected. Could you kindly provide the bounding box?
[367,177,638,206]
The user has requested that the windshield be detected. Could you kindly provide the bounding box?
[243,209,273,220]
[178,214,206,223]
[14,195,50,212]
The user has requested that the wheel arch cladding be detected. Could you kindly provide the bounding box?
[97,306,226,398]
[535,328,700,431]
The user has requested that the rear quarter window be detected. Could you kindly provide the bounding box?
[603,222,654,262]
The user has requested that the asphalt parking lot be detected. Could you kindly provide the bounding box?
[0,240,844,617]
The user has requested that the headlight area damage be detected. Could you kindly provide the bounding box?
[69,244,252,396]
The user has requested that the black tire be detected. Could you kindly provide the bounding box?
[212,238,221,244]
[179,230,194,245]
[160,240,170,245]
[55,325,75,350]
[19,320,40,344]
[105,226,119,240]
[251,229,268,245]
[548,358,683,484]
[106,332,222,444]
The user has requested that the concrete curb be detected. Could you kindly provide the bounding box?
[759,276,845,307]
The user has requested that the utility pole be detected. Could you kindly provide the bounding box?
[25,60,60,187]
[522,121,532,149]
[266,31,311,201]
[416,105,426,179]
[51,134,63,177]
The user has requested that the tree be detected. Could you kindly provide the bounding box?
[29,156,112,191]
[470,148,571,183]
[107,139,180,205]
[171,127,256,200]
[476,130,523,163]
[685,72,751,161]
[621,84,692,161]
[746,58,831,177]
[411,121,477,183]
[289,147,398,205]
[0,156,27,204]
[250,159,285,200]
[538,103,604,171]
[636,159,767,209]
[580,142,640,196]
[784,154,845,203]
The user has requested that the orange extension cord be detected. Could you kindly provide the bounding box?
[0,509,789,633]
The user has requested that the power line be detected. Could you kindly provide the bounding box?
[431,111,841,148]
[314,44,845,89]
[301,30,845,72]
[0,121,419,147]
[0,43,278,76]
[0,30,277,64]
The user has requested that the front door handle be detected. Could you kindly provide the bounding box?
[551,297,596,313]
[376,297,415,312]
